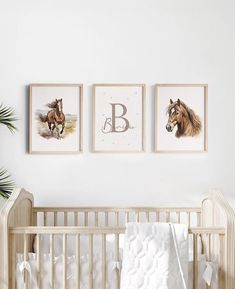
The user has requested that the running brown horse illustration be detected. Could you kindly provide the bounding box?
[166,98,201,138]
[39,98,65,139]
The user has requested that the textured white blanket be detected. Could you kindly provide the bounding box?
[120,222,188,289]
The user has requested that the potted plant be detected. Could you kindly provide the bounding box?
[0,103,17,198]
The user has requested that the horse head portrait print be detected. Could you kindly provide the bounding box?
[166,98,202,138]
[37,98,77,140]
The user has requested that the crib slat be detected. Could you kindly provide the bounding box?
[115,234,120,289]
[32,211,37,226]
[23,233,28,289]
[206,234,212,289]
[89,234,93,289]
[50,234,54,289]
[44,212,47,226]
[146,212,150,222]
[177,212,180,223]
[187,212,191,226]
[11,233,16,289]
[156,211,159,221]
[37,234,41,289]
[126,212,130,222]
[74,212,78,226]
[63,234,67,289]
[207,234,211,261]
[193,234,198,289]
[116,212,119,226]
[219,234,225,289]
[105,212,108,226]
[197,212,201,226]
[136,212,140,222]
[76,234,80,289]
[85,212,88,226]
[166,211,170,222]
[54,212,58,226]
[102,234,107,289]
[95,212,98,226]
[64,212,68,226]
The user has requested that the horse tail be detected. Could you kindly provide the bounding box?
[38,113,47,123]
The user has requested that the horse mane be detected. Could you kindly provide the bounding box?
[167,100,202,137]
[182,102,201,135]
[47,100,58,109]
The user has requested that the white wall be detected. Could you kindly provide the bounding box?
[0,0,235,208]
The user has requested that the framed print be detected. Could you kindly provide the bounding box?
[155,84,208,153]
[29,83,83,154]
[93,84,146,152]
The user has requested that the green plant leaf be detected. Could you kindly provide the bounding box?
[0,168,15,198]
[0,103,17,133]
[0,103,17,198]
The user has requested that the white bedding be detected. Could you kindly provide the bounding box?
[120,223,188,289]
[16,253,217,289]
[16,252,118,289]
[16,228,218,289]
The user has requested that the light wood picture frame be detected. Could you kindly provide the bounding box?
[155,84,208,153]
[29,83,83,154]
[93,84,146,153]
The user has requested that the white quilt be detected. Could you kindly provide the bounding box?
[120,222,188,289]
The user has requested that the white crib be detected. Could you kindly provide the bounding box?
[0,188,235,289]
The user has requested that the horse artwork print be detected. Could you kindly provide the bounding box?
[36,98,77,140]
[29,84,83,154]
[39,98,66,139]
[166,98,202,138]
[155,84,208,153]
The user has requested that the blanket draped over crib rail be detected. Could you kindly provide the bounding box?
[120,222,188,289]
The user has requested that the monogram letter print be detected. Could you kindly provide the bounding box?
[94,84,145,152]
[102,103,130,134]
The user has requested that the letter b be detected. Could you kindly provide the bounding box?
[110,103,129,133]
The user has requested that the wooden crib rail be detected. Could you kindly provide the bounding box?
[33,207,201,212]
[9,225,225,235]
[9,226,226,289]
[32,206,202,227]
